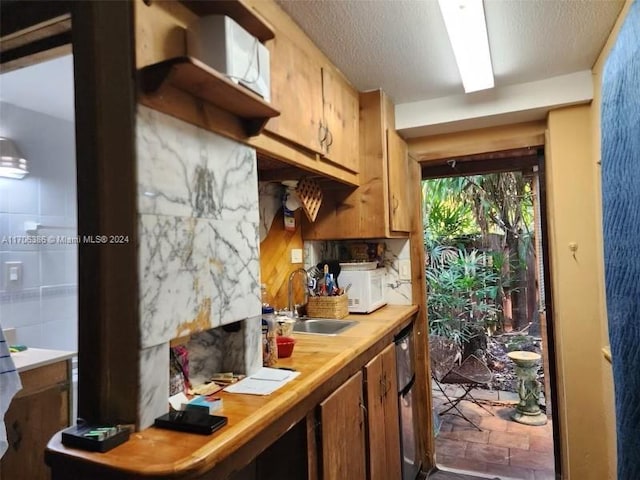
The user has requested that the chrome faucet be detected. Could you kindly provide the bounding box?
[288,268,309,318]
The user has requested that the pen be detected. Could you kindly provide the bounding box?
[277,367,297,371]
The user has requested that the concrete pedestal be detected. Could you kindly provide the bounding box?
[507,351,548,426]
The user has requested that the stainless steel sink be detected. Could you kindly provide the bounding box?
[293,318,358,336]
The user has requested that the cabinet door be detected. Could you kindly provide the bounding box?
[319,371,366,480]
[387,129,411,232]
[364,345,401,480]
[1,362,70,480]
[321,67,360,173]
[265,31,324,154]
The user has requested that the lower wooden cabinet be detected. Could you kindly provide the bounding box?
[0,361,71,480]
[313,344,402,480]
[364,344,401,480]
[319,371,367,480]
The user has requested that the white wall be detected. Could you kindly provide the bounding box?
[0,101,77,351]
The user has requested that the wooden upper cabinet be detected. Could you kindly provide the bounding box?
[319,371,366,480]
[302,90,411,239]
[387,129,411,232]
[264,30,324,154]
[320,66,360,174]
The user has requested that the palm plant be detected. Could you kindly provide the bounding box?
[423,172,535,332]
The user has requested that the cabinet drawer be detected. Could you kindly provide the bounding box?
[17,360,68,398]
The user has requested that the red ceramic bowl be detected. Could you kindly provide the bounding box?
[276,336,296,358]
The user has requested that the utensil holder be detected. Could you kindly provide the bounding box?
[307,294,349,319]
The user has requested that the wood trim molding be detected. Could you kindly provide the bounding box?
[408,120,546,164]
[409,155,433,470]
[72,1,139,425]
[0,4,72,74]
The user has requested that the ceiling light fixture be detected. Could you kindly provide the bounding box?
[438,0,494,93]
[0,137,28,179]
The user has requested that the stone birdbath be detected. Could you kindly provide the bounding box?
[507,351,548,426]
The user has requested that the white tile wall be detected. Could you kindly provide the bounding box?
[0,102,77,351]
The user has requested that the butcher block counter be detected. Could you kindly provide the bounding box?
[46,305,419,480]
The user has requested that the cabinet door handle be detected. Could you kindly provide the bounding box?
[379,375,387,401]
[392,196,399,212]
[325,128,333,150]
[11,420,22,451]
[318,123,328,148]
[358,402,367,431]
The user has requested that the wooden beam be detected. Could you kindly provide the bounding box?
[0,43,71,74]
[0,31,71,70]
[0,1,72,38]
[421,152,541,179]
[72,0,140,426]
[0,14,70,52]
[408,120,546,163]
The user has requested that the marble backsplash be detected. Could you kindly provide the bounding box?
[304,238,413,305]
[135,106,262,428]
[185,315,262,385]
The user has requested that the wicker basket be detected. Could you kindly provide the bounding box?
[307,294,349,319]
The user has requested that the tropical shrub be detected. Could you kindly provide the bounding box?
[426,247,501,346]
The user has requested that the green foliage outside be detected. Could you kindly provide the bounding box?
[423,173,535,347]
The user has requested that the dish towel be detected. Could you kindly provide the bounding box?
[0,326,21,458]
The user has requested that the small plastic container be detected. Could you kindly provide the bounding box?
[276,315,296,337]
[276,336,296,358]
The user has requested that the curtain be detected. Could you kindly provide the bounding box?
[601,1,640,478]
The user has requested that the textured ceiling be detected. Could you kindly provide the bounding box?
[277,0,625,105]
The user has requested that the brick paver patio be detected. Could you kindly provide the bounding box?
[433,385,556,480]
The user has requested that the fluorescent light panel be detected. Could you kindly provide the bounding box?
[438,0,494,93]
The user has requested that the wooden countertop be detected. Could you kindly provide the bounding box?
[46,305,418,479]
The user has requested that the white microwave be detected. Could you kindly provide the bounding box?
[340,268,387,313]
[187,15,271,102]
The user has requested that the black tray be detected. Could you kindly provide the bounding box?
[154,409,227,435]
[61,424,131,453]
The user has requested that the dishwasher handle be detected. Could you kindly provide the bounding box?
[394,322,415,392]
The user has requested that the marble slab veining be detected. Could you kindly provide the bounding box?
[136,106,261,348]
[137,106,259,224]
[303,238,413,305]
[139,343,169,429]
[139,214,261,348]
[383,238,412,305]
[186,315,262,385]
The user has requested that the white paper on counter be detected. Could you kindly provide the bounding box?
[223,367,300,396]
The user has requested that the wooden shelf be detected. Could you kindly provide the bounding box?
[139,56,280,137]
[180,0,275,42]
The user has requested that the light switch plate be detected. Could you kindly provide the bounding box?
[399,259,411,281]
[4,261,23,288]
[290,248,303,264]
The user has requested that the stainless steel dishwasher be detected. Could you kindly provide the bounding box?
[395,322,420,480]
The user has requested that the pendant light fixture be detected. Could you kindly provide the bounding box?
[0,137,28,179]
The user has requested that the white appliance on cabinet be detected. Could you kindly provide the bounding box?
[187,15,271,102]
[339,266,387,313]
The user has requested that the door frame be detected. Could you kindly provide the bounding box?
[418,147,562,477]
